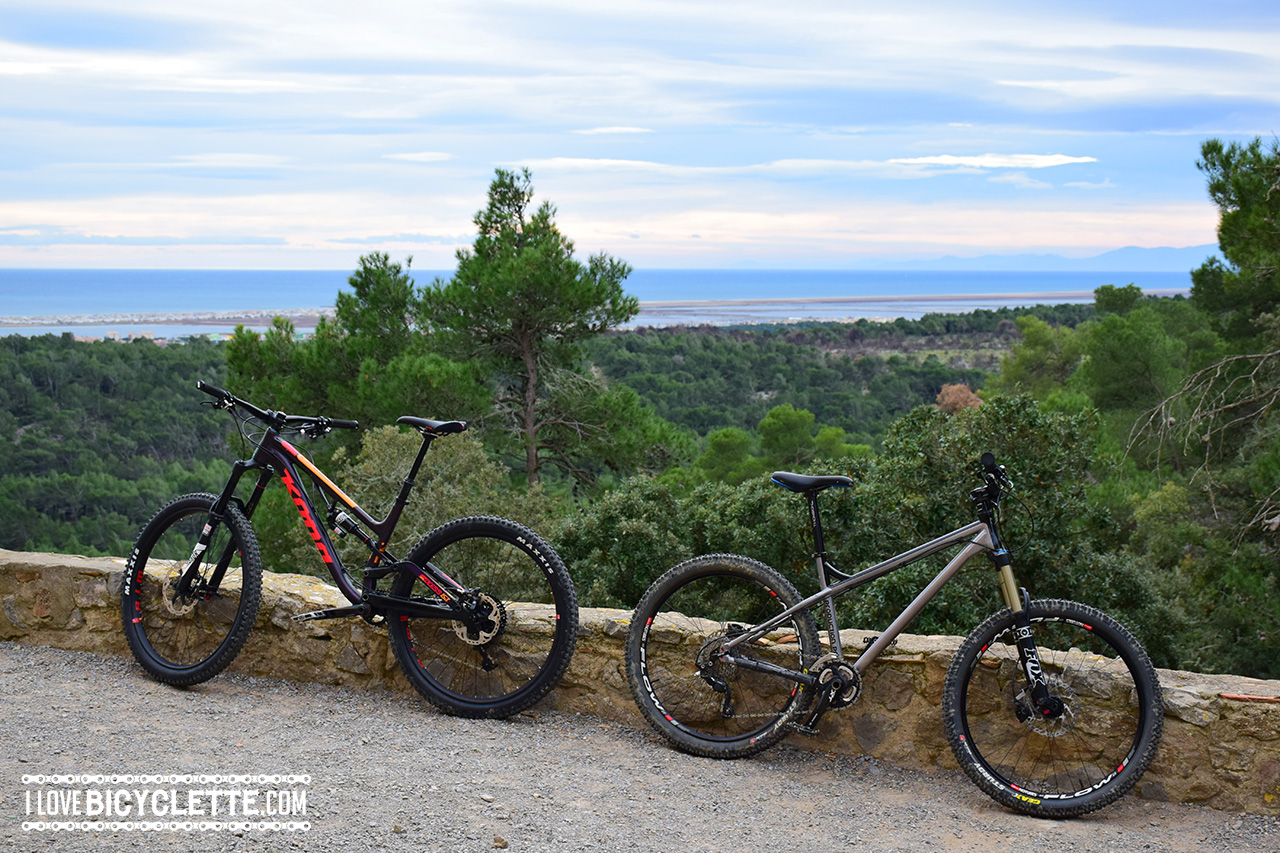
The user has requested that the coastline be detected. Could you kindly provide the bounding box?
[0,307,334,329]
[0,288,1189,330]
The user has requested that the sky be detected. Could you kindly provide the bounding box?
[0,0,1277,270]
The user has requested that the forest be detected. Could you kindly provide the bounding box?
[2,141,1277,680]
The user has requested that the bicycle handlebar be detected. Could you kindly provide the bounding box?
[197,381,359,433]
[972,451,1010,504]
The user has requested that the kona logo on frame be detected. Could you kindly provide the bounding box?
[281,470,332,564]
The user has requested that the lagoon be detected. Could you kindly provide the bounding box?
[0,268,1192,338]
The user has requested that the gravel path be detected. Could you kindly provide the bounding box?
[2,641,1276,853]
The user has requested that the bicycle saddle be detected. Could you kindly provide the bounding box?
[396,416,468,435]
[770,471,853,493]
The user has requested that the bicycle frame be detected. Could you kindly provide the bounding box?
[719,520,998,687]
[717,467,1039,702]
[185,420,463,620]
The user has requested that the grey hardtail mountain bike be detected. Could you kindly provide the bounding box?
[121,382,578,719]
[625,454,1163,817]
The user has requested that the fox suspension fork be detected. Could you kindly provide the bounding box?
[994,553,1064,720]
[979,492,1064,722]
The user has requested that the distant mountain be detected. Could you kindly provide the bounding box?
[876,244,1221,272]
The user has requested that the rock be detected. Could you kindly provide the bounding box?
[3,547,1280,816]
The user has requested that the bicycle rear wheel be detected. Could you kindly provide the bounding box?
[625,554,821,758]
[388,516,578,719]
[121,493,263,686]
[942,598,1163,817]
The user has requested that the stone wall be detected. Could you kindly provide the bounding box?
[3,548,1279,815]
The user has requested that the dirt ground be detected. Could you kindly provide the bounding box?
[2,641,1276,853]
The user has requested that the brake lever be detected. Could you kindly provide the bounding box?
[298,419,332,440]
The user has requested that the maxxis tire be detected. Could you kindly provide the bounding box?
[625,553,821,759]
[121,493,263,686]
[388,516,578,719]
[942,598,1164,817]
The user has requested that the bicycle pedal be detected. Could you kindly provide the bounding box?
[789,723,821,737]
[292,605,367,622]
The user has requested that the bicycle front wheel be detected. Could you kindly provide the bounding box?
[388,516,578,719]
[625,554,821,759]
[942,599,1164,817]
[121,493,263,686]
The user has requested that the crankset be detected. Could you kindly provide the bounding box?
[792,654,862,736]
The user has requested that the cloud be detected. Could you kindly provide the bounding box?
[888,154,1097,169]
[169,154,295,169]
[988,171,1052,190]
[0,1,1265,269]
[331,233,467,244]
[0,226,286,246]
[517,156,930,179]
[1065,178,1117,190]
[516,154,1094,182]
[383,152,454,163]
[571,126,654,135]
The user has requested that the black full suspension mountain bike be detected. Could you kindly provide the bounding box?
[121,382,578,719]
[625,454,1163,817]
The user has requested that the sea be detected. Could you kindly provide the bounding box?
[0,268,1193,340]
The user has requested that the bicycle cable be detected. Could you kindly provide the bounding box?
[993,480,1036,557]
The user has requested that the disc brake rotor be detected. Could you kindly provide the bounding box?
[452,592,507,646]
[1018,675,1077,737]
[161,561,200,617]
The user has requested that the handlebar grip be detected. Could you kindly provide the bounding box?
[329,419,360,430]
[197,380,231,400]
[980,451,998,474]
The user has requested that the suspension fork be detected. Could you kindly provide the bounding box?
[988,555,1059,712]
[984,517,1062,719]
[176,459,263,598]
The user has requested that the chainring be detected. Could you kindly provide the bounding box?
[812,653,862,709]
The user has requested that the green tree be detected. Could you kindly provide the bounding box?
[1094,283,1144,316]
[536,370,696,487]
[420,168,639,485]
[692,427,765,485]
[227,253,487,435]
[758,403,816,466]
[814,425,872,460]
[1075,307,1187,411]
[989,315,1083,398]
[1192,137,1280,341]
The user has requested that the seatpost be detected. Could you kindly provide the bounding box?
[806,491,827,556]
[381,434,435,537]
[807,490,843,657]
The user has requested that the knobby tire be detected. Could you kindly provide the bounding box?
[387,516,578,719]
[625,554,821,759]
[121,493,263,686]
[942,598,1164,817]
